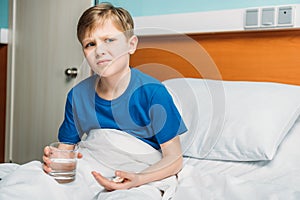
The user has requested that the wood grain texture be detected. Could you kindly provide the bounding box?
[130,29,300,85]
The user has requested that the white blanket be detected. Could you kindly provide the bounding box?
[174,118,300,200]
[0,129,177,200]
[2,127,300,200]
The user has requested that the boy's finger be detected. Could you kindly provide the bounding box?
[42,161,52,173]
[77,152,83,159]
[43,155,51,164]
[43,146,50,156]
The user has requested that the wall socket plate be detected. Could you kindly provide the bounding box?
[277,6,294,26]
[261,7,275,27]
[245,9,259,28]
[244,5,295,29]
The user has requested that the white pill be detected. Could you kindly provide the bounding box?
[112,176,124,183]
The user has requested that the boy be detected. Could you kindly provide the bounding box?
[43,2,187,193]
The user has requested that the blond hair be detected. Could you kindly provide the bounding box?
[77,2,134,44]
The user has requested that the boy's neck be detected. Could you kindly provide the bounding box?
[96,68,131,100]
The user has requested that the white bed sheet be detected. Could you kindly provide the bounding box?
[174,117,300,200]
[0,129,176,200]
[1,119,300,200]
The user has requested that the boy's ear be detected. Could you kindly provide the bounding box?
[128,35,138,54]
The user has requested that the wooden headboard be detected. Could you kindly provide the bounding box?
[130,29,300,85]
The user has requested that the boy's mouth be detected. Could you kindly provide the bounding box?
[97,59,111,66]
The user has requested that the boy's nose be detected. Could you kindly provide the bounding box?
[95,43,108,56]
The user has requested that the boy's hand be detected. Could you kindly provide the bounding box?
[92,170,140,191]
[42,146,82,174]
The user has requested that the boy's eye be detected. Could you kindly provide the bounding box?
[104,38,115,43]
[84,42,95,48]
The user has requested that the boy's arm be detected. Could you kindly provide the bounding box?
[138,135,183,184]
[92,136,183,190]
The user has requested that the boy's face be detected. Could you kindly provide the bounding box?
[81,20,137,77]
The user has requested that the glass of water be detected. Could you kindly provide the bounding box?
[48,142,78,184]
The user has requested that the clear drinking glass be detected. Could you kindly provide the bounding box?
[48,142,78,184]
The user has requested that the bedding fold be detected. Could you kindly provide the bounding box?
[0,129,178,200]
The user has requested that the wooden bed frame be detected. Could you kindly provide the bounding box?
[130,29,300,85]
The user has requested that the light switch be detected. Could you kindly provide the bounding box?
[245,9,259,28]
[261,8,275,27]
[278,6,293,26]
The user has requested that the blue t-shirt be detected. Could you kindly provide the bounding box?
[58,68,187,149]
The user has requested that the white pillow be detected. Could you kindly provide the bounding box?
[163,78,300,161]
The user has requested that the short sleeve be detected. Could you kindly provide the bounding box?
[150,85,187,144]
[58,90,81,143]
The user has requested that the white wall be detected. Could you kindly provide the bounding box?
[134,4,300,36]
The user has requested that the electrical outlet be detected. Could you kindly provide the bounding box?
[261,7,275,27]
[278,6,293,26]
[244,9,259,29]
